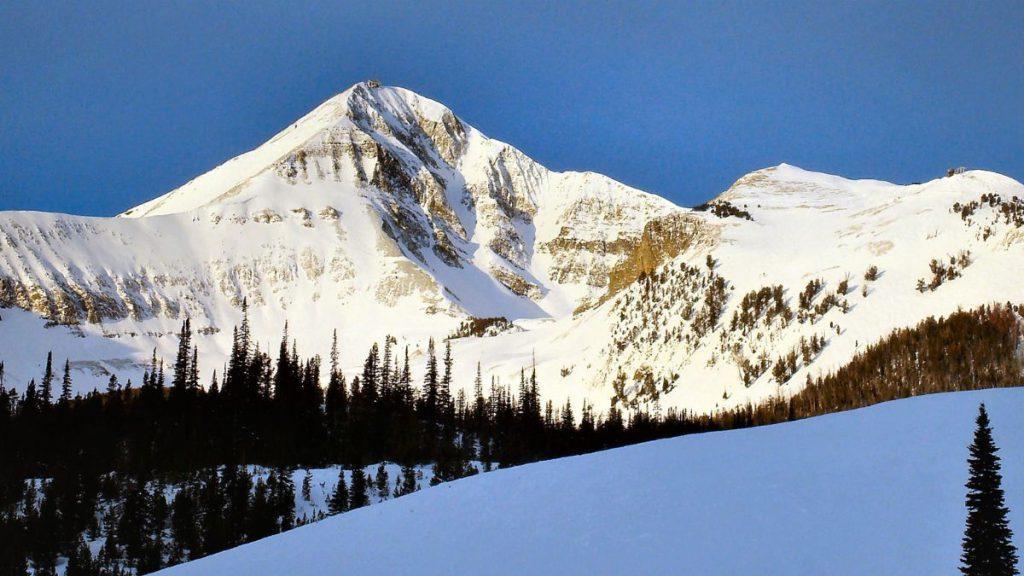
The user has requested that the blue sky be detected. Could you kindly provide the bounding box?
[1,1,1021,215]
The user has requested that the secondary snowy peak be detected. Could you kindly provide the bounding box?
[716,163,1022,209]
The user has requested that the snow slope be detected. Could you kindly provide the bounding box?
[156,388,1024,576]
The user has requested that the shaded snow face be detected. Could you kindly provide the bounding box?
[154,389,1024,576]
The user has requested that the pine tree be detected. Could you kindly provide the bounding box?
[273,467,295,531]
[40,351,54,408]
[375,463,389,501]
[440,340,453,420]
[423,338,438,422]
[396,464,418,497]
[156,359,165,390]
[960,403,1019,576]
[473,362,485,428]
[59,359,73,405]
[361,343,380,406]
[172,318,192,393]
[188,346,200,391]
[399,347,412,408]
[273,322,294,404]
[301,469,312,502]
[325,329,348,432]
[327,469,348,515]
[349,468,369,510]
[64,538,95,576]
[170,487,199,562]
[380,336,393,402]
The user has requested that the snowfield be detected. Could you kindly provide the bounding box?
[156,388,1024,576]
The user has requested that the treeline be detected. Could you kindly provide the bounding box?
[725,303,1024,427]
[1,303,1022,574]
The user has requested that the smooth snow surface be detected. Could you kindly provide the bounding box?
[157,389,1024,576]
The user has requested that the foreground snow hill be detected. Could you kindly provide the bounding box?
[157,389,1023,576]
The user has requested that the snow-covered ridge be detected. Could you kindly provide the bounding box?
[490,166,1024,413]
[155,389,1024,576]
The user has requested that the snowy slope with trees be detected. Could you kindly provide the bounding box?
[1,82,1023,417]
[156,388,1024,576]
[494,165,1024,414]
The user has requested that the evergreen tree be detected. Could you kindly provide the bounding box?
[960,403,1019,576]
[188,347,200,392]
[398,347,413,408]
[375,463,389,501]
[170,487,199,562]
[361,343,380,406]
[248,478,274,540]
[40,351,54,408]
[473,362,485,428]
[440,340,453,420]
[156,359,165,390]
[422,338,438,423]
[59,359,73,406]
[327,469,348,515]
[64,538,95,576]
[395,464,418,497]
[325,329,348,443]
[172,318,192,394]
[273,467,295,531]
[380,337,393,402]
[301,469,312,502]
[349,468,369,510]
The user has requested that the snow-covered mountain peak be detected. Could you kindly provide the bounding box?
[119,82,458,218]
[714,163,899,208]
[1,83,685,394]
[5,82,1023,419]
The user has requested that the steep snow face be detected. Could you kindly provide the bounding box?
[0,83,677,392]
[154,389,1024,576]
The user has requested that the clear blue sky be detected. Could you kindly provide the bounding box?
[1,1,1021,215]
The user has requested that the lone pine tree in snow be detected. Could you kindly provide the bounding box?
[328,469,348,515]
[960,403,1019,576]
